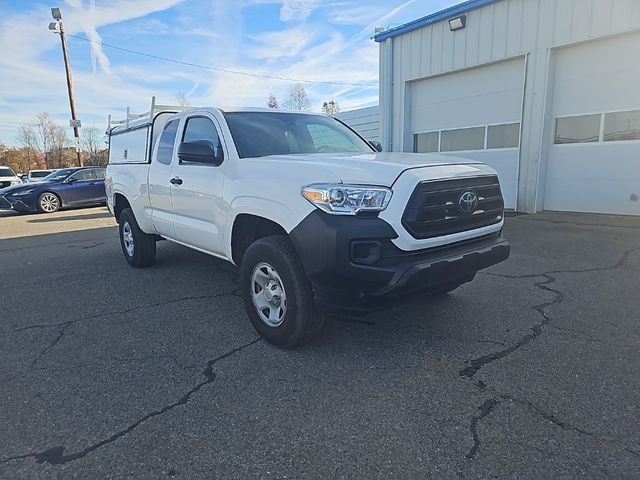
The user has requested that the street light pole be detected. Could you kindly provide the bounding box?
[49,8,83,167]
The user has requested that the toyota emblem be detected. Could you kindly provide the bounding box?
[458,191,478,214]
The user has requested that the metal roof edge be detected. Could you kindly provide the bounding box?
[373,0,502,42]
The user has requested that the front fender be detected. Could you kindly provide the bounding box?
[224,196,315,260]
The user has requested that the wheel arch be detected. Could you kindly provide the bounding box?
[230,213,289,266]
[113,192,131,222]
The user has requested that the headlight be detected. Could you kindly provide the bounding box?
[10,180,22,186]
[10,188,35,197]
[302,184,392,215]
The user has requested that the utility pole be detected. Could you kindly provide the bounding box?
[49,8,83,167]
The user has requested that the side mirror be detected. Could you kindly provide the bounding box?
[177,140,222,165]
[369,140,383,152]
[65,177,78,184]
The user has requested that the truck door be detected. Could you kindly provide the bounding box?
[148,119,179,237]
[169,114,227,255]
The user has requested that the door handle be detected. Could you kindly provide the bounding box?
[170,177,183,185]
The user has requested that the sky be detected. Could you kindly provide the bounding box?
[0,0,459,146]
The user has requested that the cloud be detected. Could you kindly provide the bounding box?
[280,0,319,21]
[248,26,317,62]
[1,0,452,145]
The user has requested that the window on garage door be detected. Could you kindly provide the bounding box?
[440,126,485,152]
[554,114,601,144]
[603,110,640,142]
[487,123,520,149]
[413,132,439,153]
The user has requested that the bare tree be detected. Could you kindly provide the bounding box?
[17,124,40,171]
[49,125,70,168]
[267,93,279,109]
[34,112,56,168]
[282,83,311,111]
[81,127,103,165]
[175,91,191,108]
[322,99,340,116]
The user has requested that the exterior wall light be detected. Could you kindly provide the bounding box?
[449,15,466,31]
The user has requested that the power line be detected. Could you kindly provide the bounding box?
[66,33,378,88]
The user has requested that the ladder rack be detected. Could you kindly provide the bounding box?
[107,96,190,132]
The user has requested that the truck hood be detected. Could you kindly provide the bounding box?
[260,152,483,186]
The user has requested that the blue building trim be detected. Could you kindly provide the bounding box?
[373,0,502,42]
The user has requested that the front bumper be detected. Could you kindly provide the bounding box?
[289,210,510,315]
[0,194,36,212]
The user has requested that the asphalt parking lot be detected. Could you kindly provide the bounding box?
[0,207,639,479]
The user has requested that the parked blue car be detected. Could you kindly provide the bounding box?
[0,167,106,213]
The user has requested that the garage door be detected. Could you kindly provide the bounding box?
[409,57,524,209]
[544,32,640,215]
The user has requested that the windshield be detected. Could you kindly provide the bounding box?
[42,168,75,182]
[223,112,373,158]
[0,167,16,177]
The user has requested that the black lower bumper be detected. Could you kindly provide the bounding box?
[0,194,36,212]
[289,210,510,315]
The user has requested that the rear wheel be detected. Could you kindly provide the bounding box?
[37,192,60,213]
[118,208,156,268]
[240,236,323,348]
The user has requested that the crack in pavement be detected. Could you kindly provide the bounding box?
[0,338,261,467]
[465,399,498,459]
[29,326,67,369]
[12,292,241,333]
[459,273,562,379]
[2,292,243,387]
[459,246,640,460]
[459,246,640,379]
[469,367,640,460]
[499,394,593,437]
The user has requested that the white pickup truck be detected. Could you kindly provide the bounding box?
[106,104,510,348]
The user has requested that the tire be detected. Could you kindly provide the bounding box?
[240,236,323,348]
[118,208,156,268]
[37,192,61,213]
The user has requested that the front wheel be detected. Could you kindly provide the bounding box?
[240,236,323,348]
[118,208,156,268]
[38,192,61,213]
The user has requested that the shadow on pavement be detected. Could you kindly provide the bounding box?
[27,211,113,223]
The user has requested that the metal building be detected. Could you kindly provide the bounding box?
[335,106,381,143]
[375,0,640,214]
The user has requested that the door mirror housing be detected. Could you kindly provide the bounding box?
[65,177,78,184]
[177,140,222,165]
[369,140,383,152]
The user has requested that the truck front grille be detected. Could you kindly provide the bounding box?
[402,175,504,239]
[0,181,11,189]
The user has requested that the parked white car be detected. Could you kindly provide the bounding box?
[0,166,22,189]
[106,106,510,347]
[27,169,56,182]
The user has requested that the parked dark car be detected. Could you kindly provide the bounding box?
[0,167,106,213]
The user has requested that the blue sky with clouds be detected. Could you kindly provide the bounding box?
[0,0,459,146]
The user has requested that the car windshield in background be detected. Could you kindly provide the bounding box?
[31,171,52,178]
[224,112,373,158]
[42,169,75,182]
[0,167,16,176]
